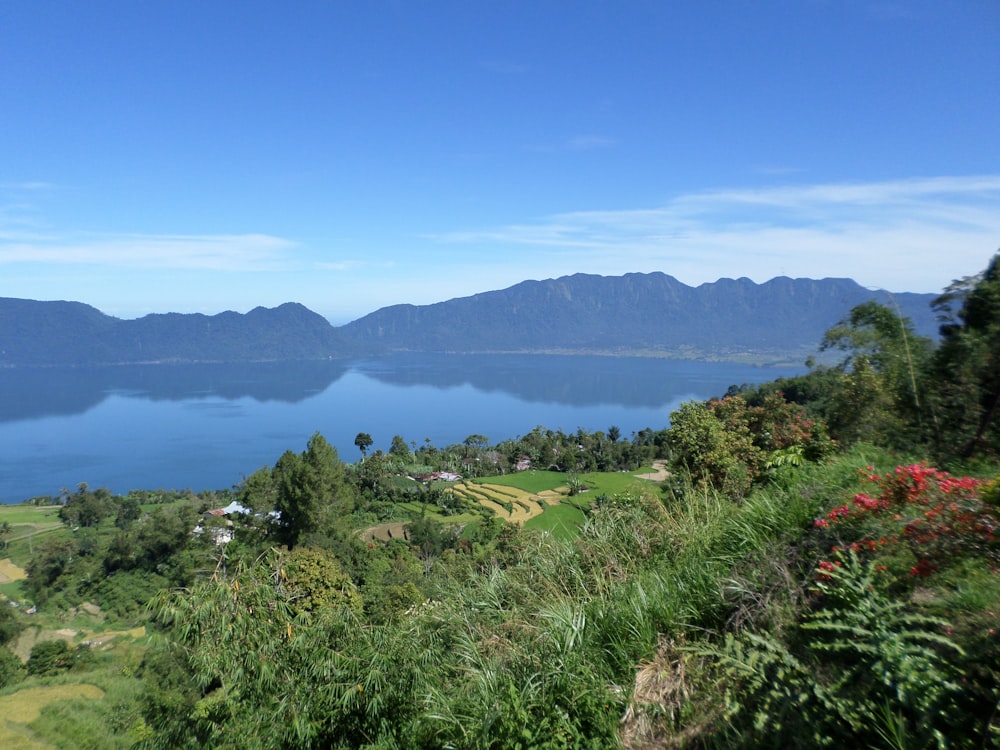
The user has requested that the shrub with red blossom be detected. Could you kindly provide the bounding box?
[813,463,998,578]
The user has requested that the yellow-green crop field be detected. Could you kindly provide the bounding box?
[0,684,105,750]
[0,558,27,583]
[447,482,558,525]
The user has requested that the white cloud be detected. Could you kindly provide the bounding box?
[315,260,363,272]
[429,175,1000,292]
[0,232,296,271]
[0,181,57,191]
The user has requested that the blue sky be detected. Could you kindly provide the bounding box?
[1,1,998,324]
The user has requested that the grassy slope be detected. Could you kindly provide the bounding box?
[0,506,66,572]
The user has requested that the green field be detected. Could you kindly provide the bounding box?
[577,470,660,496]
[473,470,567,494]
[474,467,662,496]
[0,684,107,750]
[0,505,67,569]
[0,507,61,525]
[523,503,587,540]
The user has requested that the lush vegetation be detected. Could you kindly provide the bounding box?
[1,253,998,748]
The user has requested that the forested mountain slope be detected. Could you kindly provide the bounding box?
[0,299,350,366]
[338,273,938,358]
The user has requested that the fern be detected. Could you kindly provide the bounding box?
[697,551,964,747]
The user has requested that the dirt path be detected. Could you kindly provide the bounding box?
[635,461,669,482]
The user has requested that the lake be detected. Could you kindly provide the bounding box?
[0,354,805,503]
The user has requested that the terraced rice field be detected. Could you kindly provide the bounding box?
[446,482,555,525]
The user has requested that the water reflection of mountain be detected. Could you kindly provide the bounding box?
[352,354,803,409]
[0,361,348,423]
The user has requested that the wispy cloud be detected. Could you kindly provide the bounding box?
[0,233,296,271]
[315,259,364,272]
[429,175,1000,292]
[0,181,58,191]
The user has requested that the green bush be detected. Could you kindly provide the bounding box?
[0,644,23,688]
[27,639,75,676]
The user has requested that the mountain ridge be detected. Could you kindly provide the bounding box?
[0,298,349,366]
[0,272,940,367]
[337,272,939,360]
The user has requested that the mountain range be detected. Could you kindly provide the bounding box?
[0,273,940,367]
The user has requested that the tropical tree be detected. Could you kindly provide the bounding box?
[463,434,489,453]
[24,538,77,603]
[353,432,373,460]
[281,547,363,615]
[273,433,355,548]
[238,465,278,514]
[389,434,412,461]
[927,252,1000,457]
[26,640,76,676]
[0,600,23,645]
[666,397,764,498]
[818,300,931,446]
[115,495,142,529]
[58,484,115,528]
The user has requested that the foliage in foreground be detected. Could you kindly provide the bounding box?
[5,251,1000,749]
[133,443,1000,749]
[701,552,966,748]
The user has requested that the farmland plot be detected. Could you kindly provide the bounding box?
[447,482,551,525]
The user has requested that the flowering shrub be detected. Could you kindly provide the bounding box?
[813,463,998,578]
[746,391,834,457]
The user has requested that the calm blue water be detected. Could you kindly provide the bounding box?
[0,354,804,503]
